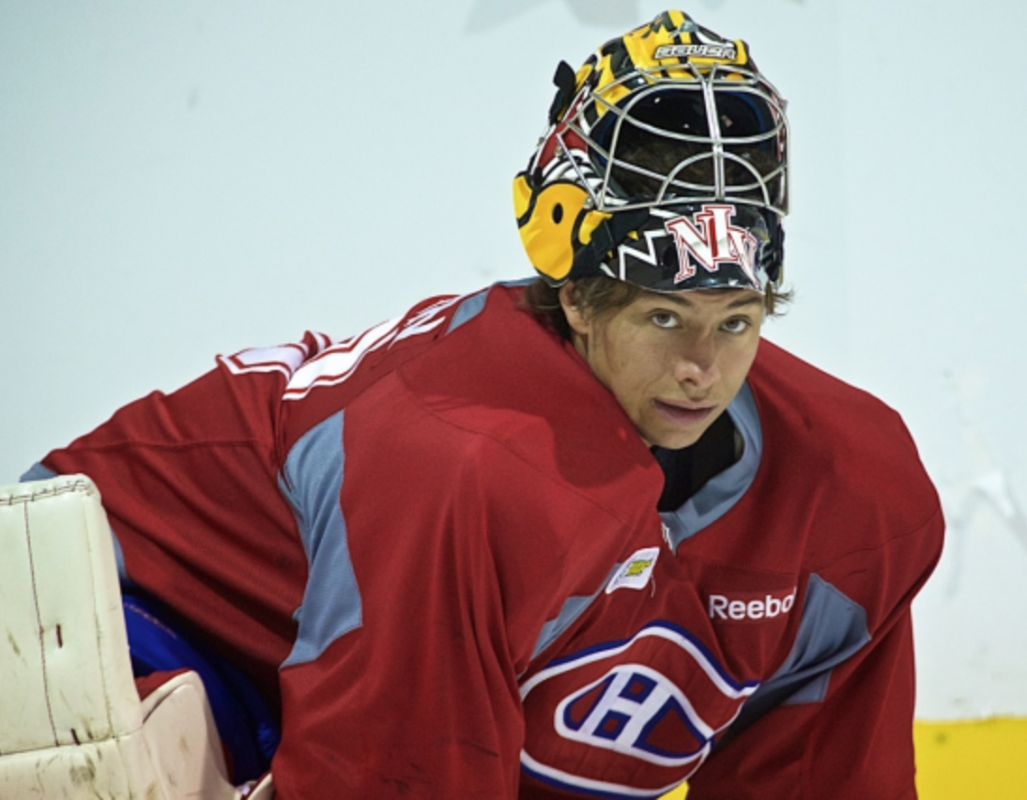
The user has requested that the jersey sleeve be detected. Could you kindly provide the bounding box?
[271,541,526,799]
[268,376,527,798]
[35,331,335,702]
[685,507,944,800]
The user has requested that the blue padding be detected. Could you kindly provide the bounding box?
[122,593,280,783]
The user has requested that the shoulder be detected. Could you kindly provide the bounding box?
[740,342,944,627]
[385,282,663,516]
[748,339,941,544]
[750,339,906,428]
[327,282,664,548]
[272,284,528,453]
[749,339,923,464]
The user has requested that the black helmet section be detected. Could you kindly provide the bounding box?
[593,202,782,293]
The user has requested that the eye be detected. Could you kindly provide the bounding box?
[720,316,752,334]
[650,311,679,329]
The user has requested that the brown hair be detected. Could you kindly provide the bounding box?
[523,275,791,340]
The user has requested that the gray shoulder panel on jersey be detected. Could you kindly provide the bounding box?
[528,563,621,667]
[445,278,535,336]
[659,381,763,549]
[279,410,363,668]
[446,288,491,334]
[720,574,871,744]
[19,462,131,585]
[772,573,870,705]
[20,462,58,482]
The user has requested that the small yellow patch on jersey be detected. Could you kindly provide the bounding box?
[623,558,655,578]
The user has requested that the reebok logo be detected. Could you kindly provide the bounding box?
[708,587,797,621]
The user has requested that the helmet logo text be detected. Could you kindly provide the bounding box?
[654,44,736,60]
[665,204,758,285]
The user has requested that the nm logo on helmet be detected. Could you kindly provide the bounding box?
[665,204,759,286]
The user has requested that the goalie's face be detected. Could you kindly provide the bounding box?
[561,284,763,450]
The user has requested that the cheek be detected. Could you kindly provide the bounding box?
[600,331,665,383]
[587,328,647,398]
[611,349,677,416]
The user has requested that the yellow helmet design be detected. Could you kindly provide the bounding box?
[514,10,789,293]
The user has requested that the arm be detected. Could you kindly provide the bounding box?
[35,349,312,704]
[688,510,944,800]
[269,383,527,799]
[688,609,920,800]
[272,577,525,799]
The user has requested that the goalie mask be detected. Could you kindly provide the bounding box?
[513,9,788,293]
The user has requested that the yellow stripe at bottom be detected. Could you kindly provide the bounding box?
[657,717,1027,799]
[914,717,1027,798]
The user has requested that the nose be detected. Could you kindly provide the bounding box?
[671,333,720,392]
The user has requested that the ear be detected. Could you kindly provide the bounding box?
[558,282,590,337]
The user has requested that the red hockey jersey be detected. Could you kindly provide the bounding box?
[38,282,943,799]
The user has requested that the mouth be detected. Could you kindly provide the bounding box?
[653,399,716,426]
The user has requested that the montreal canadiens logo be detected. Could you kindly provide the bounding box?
[664,204,759,287]
[520,621,759,798]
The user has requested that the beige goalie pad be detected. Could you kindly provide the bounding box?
[0,474,274,799]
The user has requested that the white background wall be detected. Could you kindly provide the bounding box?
[2,0,1024,721]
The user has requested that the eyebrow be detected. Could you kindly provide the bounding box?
[653,292,764,310]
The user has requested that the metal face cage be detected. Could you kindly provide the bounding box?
[556,60,788,219]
